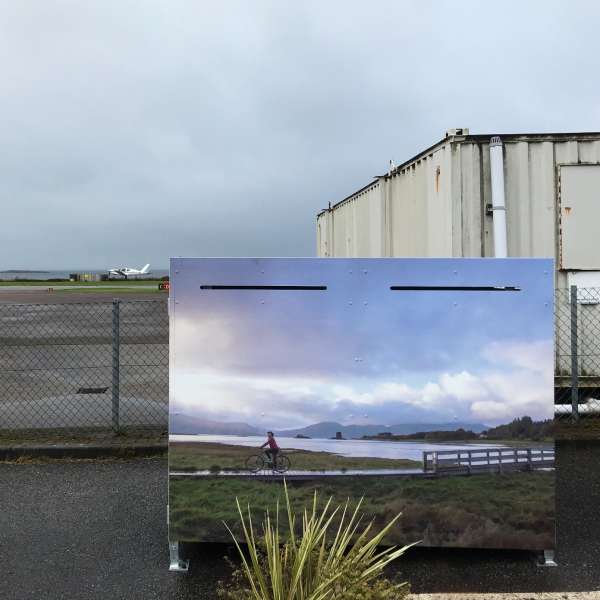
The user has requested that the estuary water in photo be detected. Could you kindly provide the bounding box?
[169,434,507,461]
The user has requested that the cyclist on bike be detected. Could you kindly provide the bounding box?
[260,431,279,467]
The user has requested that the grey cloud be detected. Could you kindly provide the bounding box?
[2,1,600,268]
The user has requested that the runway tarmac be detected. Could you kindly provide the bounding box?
[2,284,158,291]
[0,394,168,429]
[0,289,167,304]
[0,297,168,432]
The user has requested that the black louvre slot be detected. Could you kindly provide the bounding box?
[390,285,521,292]
[200,285,327,290]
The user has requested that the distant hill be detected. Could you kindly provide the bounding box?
[277,421,487,439]
[170,414,260,436]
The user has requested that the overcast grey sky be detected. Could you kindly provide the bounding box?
[2,1,599,269]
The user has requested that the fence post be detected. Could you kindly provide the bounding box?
[112,299,121,432]
[570,285,579,422]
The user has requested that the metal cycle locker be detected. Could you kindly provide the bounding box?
[168,257,554,568]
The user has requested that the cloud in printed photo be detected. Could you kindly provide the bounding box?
[171,258,554,429]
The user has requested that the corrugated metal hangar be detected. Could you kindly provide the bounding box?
[317,129,600,289]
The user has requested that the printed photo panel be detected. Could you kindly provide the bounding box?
[169,258,554,550]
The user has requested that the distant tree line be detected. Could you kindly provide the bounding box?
[482,416,554,441]
[363,416,555,442]
[363,428,479,442]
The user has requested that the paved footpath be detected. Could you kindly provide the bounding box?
[411,595,600,599]
[1,458,599,600]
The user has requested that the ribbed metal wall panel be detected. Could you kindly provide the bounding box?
[316,132,600,289]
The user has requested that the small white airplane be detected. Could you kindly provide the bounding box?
[108,264,151,279]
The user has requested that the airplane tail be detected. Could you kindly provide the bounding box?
[140,264,151,274]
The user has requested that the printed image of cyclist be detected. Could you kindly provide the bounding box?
[260,431,279,467]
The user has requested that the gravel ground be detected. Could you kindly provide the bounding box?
[2,443,600,600]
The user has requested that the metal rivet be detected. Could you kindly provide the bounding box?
[348,301,353,305]
[363,301,368,306]
[363,270,368,274]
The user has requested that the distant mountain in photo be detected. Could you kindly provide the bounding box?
[276,421,488,439]
[170,415,488,438]
[170,414,261,436]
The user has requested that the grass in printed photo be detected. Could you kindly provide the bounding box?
[169,470,554,550]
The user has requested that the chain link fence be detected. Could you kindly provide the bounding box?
[0,288,598,443]
[0,299,168,443]
[555,286,600,436]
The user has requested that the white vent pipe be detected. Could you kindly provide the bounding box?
[489,136,507,258]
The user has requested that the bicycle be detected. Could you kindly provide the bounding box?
[245,451,291,473]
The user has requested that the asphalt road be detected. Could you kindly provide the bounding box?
[0,458,226,600]
[2,441,600,600]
